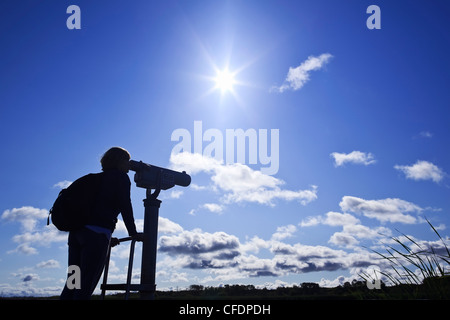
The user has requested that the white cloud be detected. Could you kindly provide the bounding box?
[11,228,67,248]
[394,160,445,183]
[269,241,375,275]
[319,275,349,288]
[158,217,183,234]
[343,224,388,239]
[170,152,318,208]
[169,190,184,199]
[190,183,207,191]
[1,206,48,232]
[300,210,391,248]
[328,232,359,248]
[300,211,360,228]
[330,151,376,167]
[323,211,360,226]
[157,218,379,282]
[339,196,422,224]
[170,151,219,175]
[240,236,270,254]
[53,180,72,189]
[272,53,333,92]
[299,216,322,227]
[271,225,297,241]
[160,190,184,200]
[8,243,39,255]
[2,206,68,255]
[0,283,62,297]
[201,203,224,214]
[159,228,241,271]
[36,259,60,269]
[255,279,296,290]
[169,272,189,283]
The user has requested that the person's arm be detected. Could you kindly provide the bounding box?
[117,173,138,236]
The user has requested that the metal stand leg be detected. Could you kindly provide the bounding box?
[100,188,163,300]
[101,236,136,300]
[100,244,112,300]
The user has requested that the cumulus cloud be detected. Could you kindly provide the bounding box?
[328,232,359,248]
[170,152,318,208]
[240,236,270,254]
[201,203,224,214]
[36,259,60,269]
[157,218,378,281]
[2,206,67,255]
[8,243,39,255]
[11,228,67,253]
[300,211,360,227]
[160,229,240,256]
[160,190,184,200]
[159,228,241,270]
[339,196,422,224]
[341,224,391,240]
[324,211,361,226]
[394,160,445,183]
[330,151,376,167]
[271,225,297,241]
[155,209,446,286]
[300,210,390,248]
[269,242,374,274]
[158,217,183,234]
[1,206,48,232]
[272,53,333,92]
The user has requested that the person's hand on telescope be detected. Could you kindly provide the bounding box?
[132,232,145,242]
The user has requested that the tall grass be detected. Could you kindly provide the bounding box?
[360,219,450,299]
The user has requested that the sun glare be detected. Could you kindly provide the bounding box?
[214,69,236,94]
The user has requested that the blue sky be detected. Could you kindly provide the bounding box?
[1,0,449,296]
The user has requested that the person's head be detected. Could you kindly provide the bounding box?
[100,147,131,173]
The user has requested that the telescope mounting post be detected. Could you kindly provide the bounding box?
[139,173,162,300]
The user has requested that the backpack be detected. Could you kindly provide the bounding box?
[48,173,102,232]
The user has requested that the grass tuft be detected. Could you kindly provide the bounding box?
[360,218,450,299]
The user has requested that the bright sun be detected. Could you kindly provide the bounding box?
[214,69,236,93]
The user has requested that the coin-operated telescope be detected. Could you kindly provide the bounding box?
[101,159,191,300]
[129,160,191,190]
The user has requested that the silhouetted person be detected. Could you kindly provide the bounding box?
[60,147,143,300]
